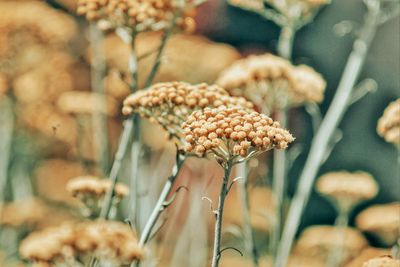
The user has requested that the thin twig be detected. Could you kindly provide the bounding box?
[274,2,383,266]
[211,159,234,267]
[0,97,13,205]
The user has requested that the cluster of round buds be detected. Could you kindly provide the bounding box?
[122,82,254,142]
[20,220,143,266]
[66,176,129,216]
[77,0,197,32]
[216,53,326,111]
[0,198,47,228]
[182,107,294,160]
[377,98,400,146]
[356,202,400,246]
[316,171,378,213]
[363,256,400,267]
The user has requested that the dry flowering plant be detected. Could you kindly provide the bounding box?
[182,106,294,267]
[377,98,400,147]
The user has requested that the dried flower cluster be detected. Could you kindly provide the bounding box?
[123,81,254,140]
[216,53,326,111]
[377,98,400,146]
[182,107,294,159]
[67,175,129,199]
[20,220,143,266]
[363,256,400,267]
[77,0,197,32]
[294,225,368,264]
[0,198,47,228]
[356,202,400,246]
[316,171,378,212]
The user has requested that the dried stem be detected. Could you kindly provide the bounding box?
[274,2,382,266]
[89,23,109,175]
[0,97,14,204]
[211,159,234,267]
[237,162,259,267]
[270,24,294,258]
[327,208,350,267]
[134,150,186,266]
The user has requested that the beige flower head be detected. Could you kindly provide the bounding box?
[57,91,118,116]
[19,223,76,263]
[316,171,378,212]
[294,225,368,264]
[20,221,143,265]
[0,198,47,228]
[363,256,400,267]
[66,176,129,216]
[377,99,400,146]
[356,202,400,246]
[182,107,294,162]
[216,53,326,112]
[77,0,197,32]
[122,81,254,142]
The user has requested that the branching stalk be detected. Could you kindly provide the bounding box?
[237,162,259,267]
[274,3,382,266]
[211,159,234,267]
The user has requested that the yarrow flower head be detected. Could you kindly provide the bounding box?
[20,220,143,266]
[77,0,198,32]
[66,175,129,216]
[377,98,400,146]
[122,81,254,142]
[363,256,400,267]
[216,53,326,112]
[316,171,378,213]
[182,107,294,162]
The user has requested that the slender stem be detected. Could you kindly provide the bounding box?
[99,119,134,219]
[269,23,293,258]
[274,4,381,267]
[237,162,259,267]
[89,23,109,175]
[0,97,13,205]
[211,160,234,267]
[327,208,349,267]
[277,26,295,60]
[76,115,90,172]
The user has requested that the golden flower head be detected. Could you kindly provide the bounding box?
[377,99,400,146]
[294,225,368,264]
[363,256,400,267]
[20,220,143,265]
[316,171,378,212]
[123,81,254,141]
[0,198,47,228]
[216,53,326,111]
[19,223,76,263]
[356,202,400,246]
[182,107,294,161]
[77,0,198,32]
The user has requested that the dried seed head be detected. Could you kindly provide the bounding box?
[77,0,198,32]
[294,225,368,264]
[216,53,326,110]
[122,81,254,142]
[356,202,400,246]
[20,220,144,265]
[316,171,378,212]
[377,99,400,146]
[363,256,400,267]
[182,107,294,159]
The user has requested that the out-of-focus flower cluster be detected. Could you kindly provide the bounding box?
[182,107,294,158]
[377,98,400,146]
[20,220,143,266]
[123,81,254,141]
[77,0,197,32]
[0,198,47,228]
[216,53,326,112]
